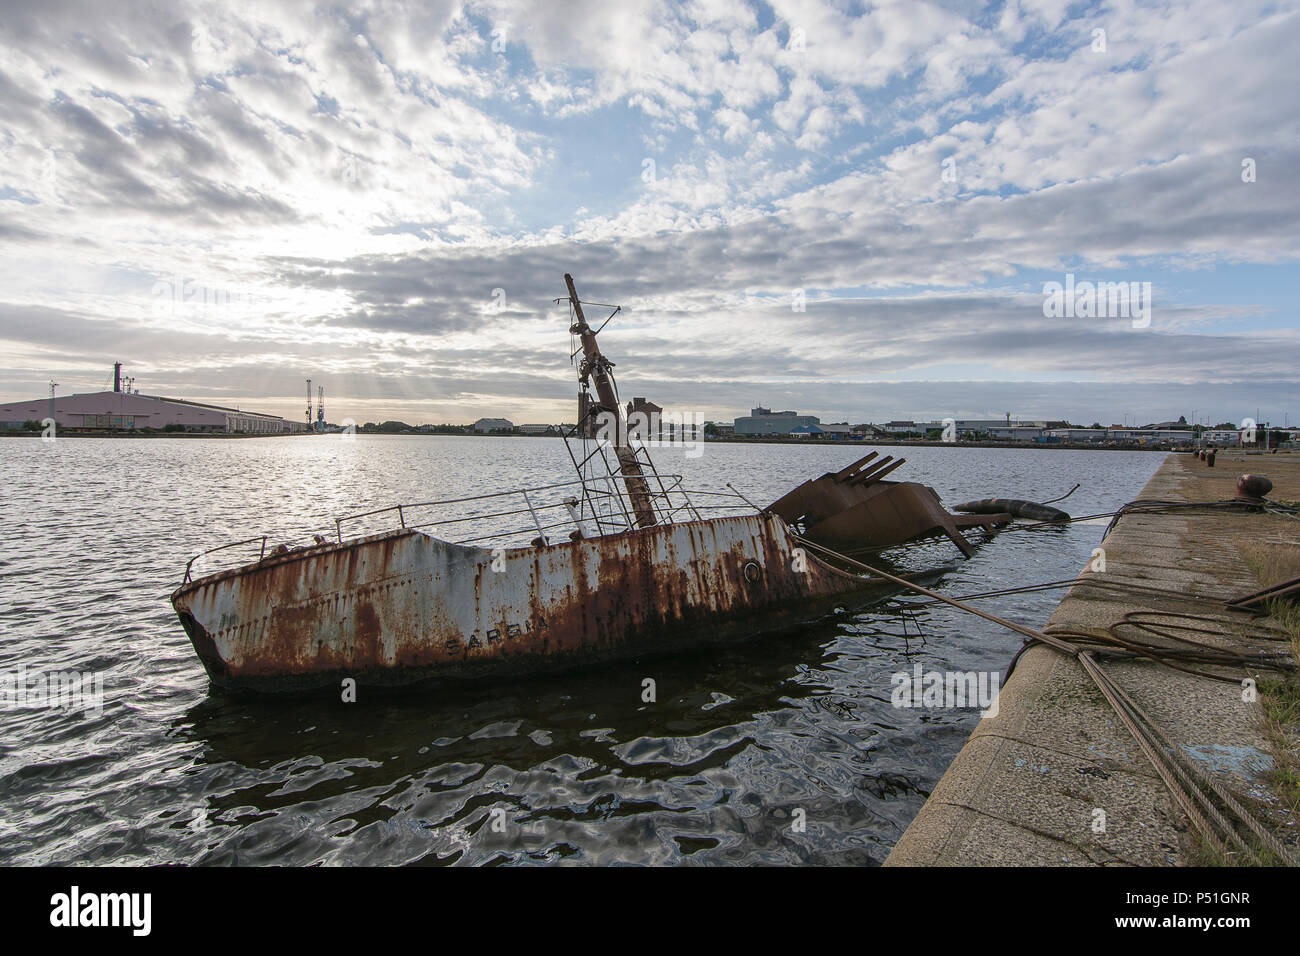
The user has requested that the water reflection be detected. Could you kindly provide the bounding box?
[174,596,917,865]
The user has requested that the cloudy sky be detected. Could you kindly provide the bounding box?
[1,0,1296,428]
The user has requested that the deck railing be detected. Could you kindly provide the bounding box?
[179,473,752,583]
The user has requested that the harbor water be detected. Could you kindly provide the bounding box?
[0,436,1164,865]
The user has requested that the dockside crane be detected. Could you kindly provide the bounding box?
[305,379,313,428]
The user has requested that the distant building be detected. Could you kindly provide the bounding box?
[626,397,665,440]
[734,406,820,436]
[852,423,886,438]
[1044,428,1108,443]
[987,426,1049,442]
[955,419,1046,436]
[472,417,514,434]
[0,388,304,433]
[1203,429,1244,445]
[1106,428,1194,444]
[819,422,853,438]
[789,424,824,438]
[880,420,929,434]
[517,423,555,435]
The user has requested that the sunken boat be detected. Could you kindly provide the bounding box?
[171,275,881,693]
[766,453,1013,557]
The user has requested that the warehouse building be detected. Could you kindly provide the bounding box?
[1203,429,1247,445]
[1105,428,1195,444]
[986,425,1052,441]
[0,382,305,434]
[1043,428,1109,443]
[734,406,821,435]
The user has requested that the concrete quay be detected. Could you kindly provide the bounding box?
[885,451,1300,866]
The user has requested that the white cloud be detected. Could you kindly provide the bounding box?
[0,0,1295,427]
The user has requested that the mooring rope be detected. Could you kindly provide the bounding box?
[896,574,1247,610]
[791,533,1300,866]
[895,577,1295,681]
[1087,654,1297,863]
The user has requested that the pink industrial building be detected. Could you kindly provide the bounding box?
[0,373,304,435]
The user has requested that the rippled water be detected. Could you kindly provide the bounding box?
[0,435,1164,865]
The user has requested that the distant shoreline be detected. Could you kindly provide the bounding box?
[0,431,307,439]
[701,436,1207,451]
[2,430,1273,452]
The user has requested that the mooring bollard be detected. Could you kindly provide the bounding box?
[1236,474,1272,500]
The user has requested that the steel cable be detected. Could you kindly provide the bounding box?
[791,533,1300,866]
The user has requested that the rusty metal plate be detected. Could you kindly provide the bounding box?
[172,514,872,691]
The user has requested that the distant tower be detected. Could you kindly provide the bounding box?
[306,379,313,427]
[1006,411,1011,425]
[113,362,122,393]
[316,385,324,430]
[49,380,58,422]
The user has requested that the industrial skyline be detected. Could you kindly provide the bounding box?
[3,366,1289,436]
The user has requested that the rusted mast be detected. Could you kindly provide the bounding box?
[565,273,657,528]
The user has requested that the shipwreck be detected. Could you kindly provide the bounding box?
[171,274,1001,693]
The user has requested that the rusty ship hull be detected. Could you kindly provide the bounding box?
[172,513,875,692]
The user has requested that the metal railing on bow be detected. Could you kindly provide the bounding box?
[179,474,754,584]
